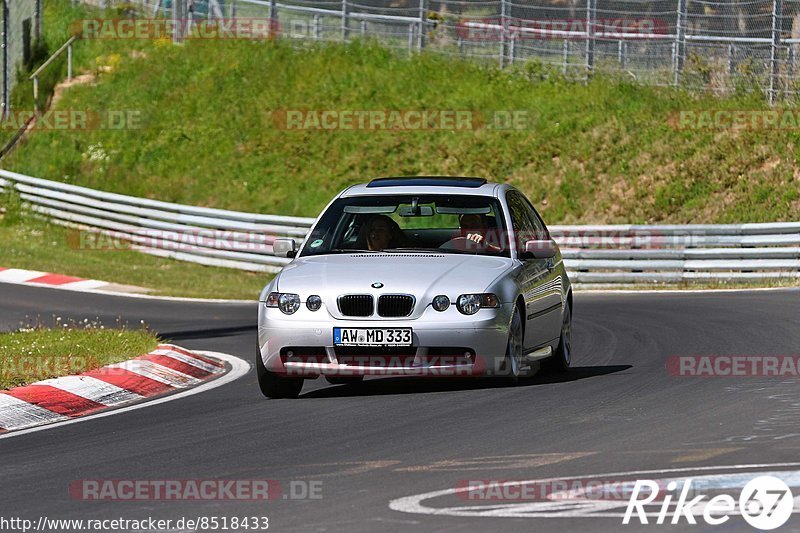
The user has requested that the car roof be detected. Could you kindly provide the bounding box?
[341,176,507,198]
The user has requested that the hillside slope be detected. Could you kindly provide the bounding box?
[4,35,799,223]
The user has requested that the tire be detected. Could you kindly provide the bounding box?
[544,299,572,373]
[499,305,524,383]
[256,344,303,399]
[325,376,364,386]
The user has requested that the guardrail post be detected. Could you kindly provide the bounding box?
[269,0,277,33]
[313,14,321,40]
[500,0,508,67]
[342,0,350,41]
[509,34,516,64]
[769,0,783,105]
[562,39,569,75]
[418,0,426,50]
[408,23,414,53]
[585,0,595,78]
[673,0,687,86]
[360,19,367,37]
[172,0,184,44]
[2,0,9,119]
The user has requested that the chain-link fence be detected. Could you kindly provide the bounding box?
[1,0,44,117]
[81,0,800,103]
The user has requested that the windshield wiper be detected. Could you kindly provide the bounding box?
[322,248,381,254]
[382,247,482,255]
[382,248,445,253]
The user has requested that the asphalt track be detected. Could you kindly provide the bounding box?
[1,282,799,532]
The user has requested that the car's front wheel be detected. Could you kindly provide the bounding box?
[500,305,524,383]
[256,345,304,398]
[544,299,572,372]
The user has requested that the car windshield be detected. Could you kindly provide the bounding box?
[300,194,510,257]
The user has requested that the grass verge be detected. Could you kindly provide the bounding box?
[0,323,159,390]
[0,213,269,299]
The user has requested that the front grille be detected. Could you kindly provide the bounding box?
[378,294,414,317]
[338,295,374,317]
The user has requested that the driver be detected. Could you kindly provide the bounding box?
[458,214,502,251]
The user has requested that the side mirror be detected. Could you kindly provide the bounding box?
[522,239,557,259]
[273,238,297,258]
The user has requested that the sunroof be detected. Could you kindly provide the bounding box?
[366,176,488,188]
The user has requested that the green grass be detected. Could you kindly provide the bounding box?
[0,324,158,389]
[1,1,798,297]
[4,28,799,224]
[0,212,270,299]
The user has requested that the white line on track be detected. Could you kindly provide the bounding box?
[388,462,800,519]
[0,351,249,441]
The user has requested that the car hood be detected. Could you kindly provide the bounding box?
[275,253,514,319]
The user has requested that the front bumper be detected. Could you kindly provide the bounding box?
[258,303,514,377]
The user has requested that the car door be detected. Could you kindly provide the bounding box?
[521,194,564,345]
[507,191,562,349]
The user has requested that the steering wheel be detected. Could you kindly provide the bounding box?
[440,236,484,252]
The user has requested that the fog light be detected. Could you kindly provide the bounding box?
[432,295,450,312]
[306,295,322,311]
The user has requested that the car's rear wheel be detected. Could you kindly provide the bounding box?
[544,300,572,373]
[256,344,304,398]
[325,376,364,386]
[500,305,524,383]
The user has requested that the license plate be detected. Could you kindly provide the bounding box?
[333,328,412,346]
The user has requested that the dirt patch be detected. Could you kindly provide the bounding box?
[50,73,96,108]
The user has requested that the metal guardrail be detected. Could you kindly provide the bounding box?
[1,169,799,283]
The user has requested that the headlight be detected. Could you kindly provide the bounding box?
[432,295,450,312]
[266,292,301,314]
[456,293,499,315]
[306,295,322,311]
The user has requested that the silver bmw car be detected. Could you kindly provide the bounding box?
[257,177,572,398]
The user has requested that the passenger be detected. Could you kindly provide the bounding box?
[359,215,405,251]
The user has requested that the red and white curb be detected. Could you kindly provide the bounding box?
[0,267,111,291]
[0,344,227,434]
